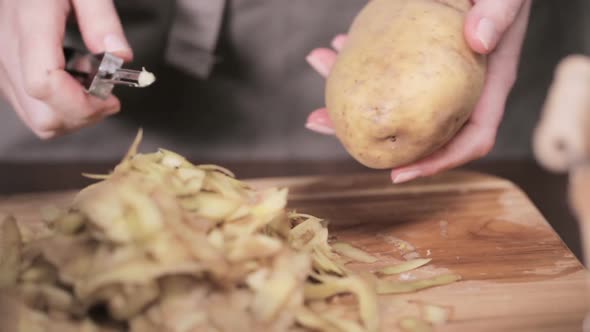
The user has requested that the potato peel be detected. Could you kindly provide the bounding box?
[398,317,433,332]
[0,216,22,288]
[331,242,378,264]
[422,303,451,326]
[377,274,462,295]
[1,131,461,331]
[377,258,432,275]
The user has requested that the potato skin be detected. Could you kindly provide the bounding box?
[325,0,487,169]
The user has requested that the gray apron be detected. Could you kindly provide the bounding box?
[0,1,588,162]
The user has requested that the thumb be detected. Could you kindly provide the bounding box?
[464,0,527,54]
[71,0,133,61]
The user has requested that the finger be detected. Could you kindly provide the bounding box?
[44,70,120,129]
[0,63,59,138]
[390,123,497,184]
[533,55,590,173]
[390,0,532,184]
[464,0,527,54]
[331,34,348,52]
[23,73,120,137]
[24,93,116,138]
[71,0,133,61]
[14,0,71,136]
[17,0,121,137]
[305,108,335,135]
[470,0,531,129]
[17,0,70,102]
[306,48,338,78]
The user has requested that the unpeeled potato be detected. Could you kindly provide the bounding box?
[326,0,487,169]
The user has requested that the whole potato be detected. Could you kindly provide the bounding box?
[326,0,487,169]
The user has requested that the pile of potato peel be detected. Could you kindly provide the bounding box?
[0,130,460,332]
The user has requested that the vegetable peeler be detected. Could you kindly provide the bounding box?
[63,46,156,100]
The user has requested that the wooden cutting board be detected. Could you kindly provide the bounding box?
[0,170,588,331]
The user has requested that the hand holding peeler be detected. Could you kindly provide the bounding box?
[63,46,156,100]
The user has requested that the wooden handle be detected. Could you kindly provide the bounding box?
[533,55,590,173]
[533,55,590,323]
[533,54,590,235]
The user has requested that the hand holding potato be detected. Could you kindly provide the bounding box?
[0,0,132,139]
[306,0,532,184]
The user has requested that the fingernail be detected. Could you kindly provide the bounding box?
[476,18,496,51]
[103,34,130,53]
[393,170,422,184]
[306,53,330,77]
[305,122,335,135]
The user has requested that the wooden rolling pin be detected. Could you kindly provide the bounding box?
[532,54,590,330]
[533,54,590,259]
[534,55,590,174]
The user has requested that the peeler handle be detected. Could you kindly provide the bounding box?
[63,46,100,89]
[63,46,155,99]
[63,46,123,100]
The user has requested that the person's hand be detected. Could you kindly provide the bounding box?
[0,0,132,139]
[305,0,532,183]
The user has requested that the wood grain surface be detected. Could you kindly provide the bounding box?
[0,170,588,331]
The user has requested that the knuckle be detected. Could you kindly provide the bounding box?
[28,111,61,135]
[23,74,51,100]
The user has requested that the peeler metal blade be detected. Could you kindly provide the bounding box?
[63,47,155,100]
